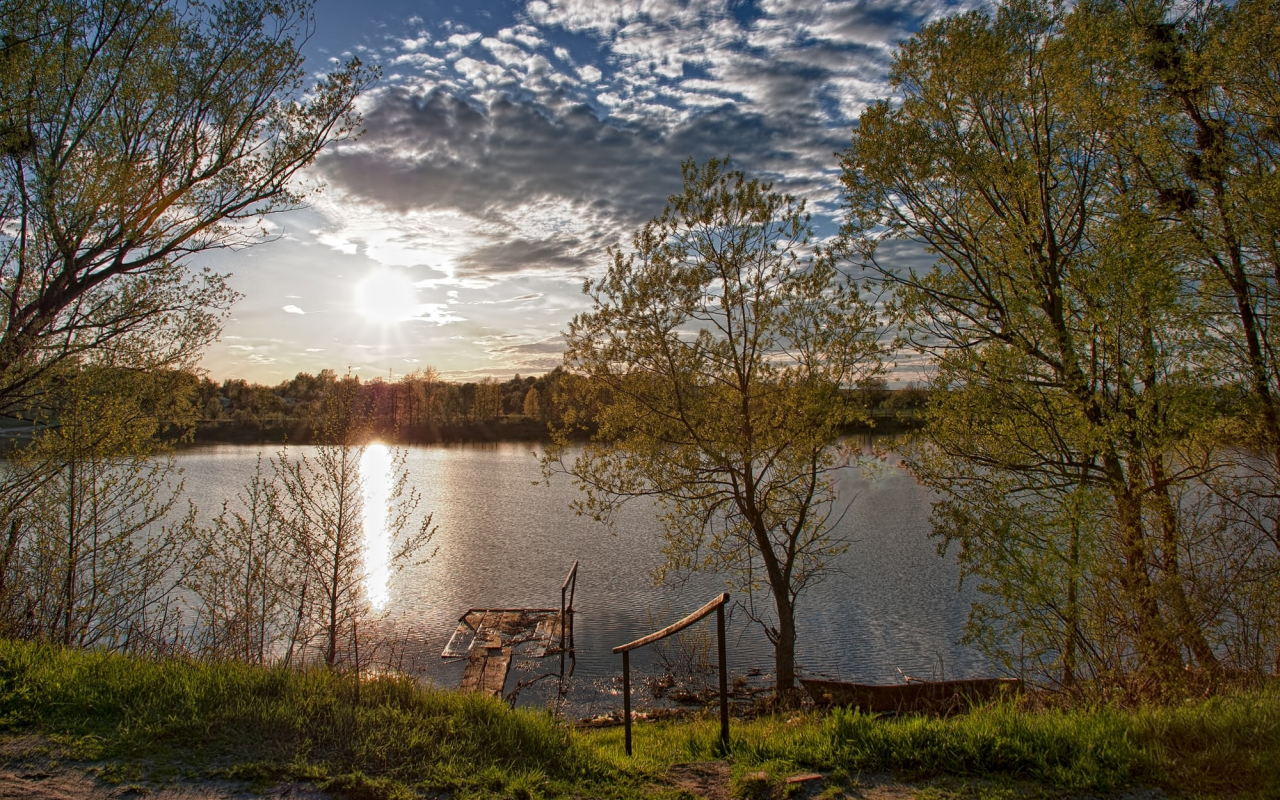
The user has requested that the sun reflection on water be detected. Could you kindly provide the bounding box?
[361,443,393,610]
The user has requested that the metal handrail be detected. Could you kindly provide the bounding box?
[613,592,730,755]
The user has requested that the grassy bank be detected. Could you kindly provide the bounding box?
[1,639,1278,799]
[0,639,614,799]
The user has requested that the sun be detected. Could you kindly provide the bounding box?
[355,269,418,322]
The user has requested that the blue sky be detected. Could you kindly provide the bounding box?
[198,0,971,383]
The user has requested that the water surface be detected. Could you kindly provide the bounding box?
[179,442,988,714]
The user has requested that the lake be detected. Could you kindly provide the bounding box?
[178,441,989,715]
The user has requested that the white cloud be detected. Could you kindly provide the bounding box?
[283,305,305,314]
[446,32,482,48]
[413,304,468,325]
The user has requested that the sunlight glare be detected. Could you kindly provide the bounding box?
[355,269,418,322]
[361,444,393,610]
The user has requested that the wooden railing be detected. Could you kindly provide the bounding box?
[613,592,730,755]
[560,561,579,679]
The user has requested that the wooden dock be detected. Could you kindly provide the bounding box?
[442,563,578,699]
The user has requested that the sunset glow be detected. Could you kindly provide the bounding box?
[355,269,419,323]
[361,443,394,610]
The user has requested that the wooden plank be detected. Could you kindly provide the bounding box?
[441,610,488,657]
[613,593,729,653]
[498,611,524,636]
[459,646,512,697]
[529,613,561,657]
[482,647,512,696]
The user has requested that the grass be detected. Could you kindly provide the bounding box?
[1,638,1278,798]
[0,638,623,798]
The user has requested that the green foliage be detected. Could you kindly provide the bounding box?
[548,157,885,700]
[840,0,1280,695]
[0,366,195,648]
[190,367,573,444]
[0,0,373,415]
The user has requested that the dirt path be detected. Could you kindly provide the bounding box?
[658,762,935,800]
[0,736,331,800]
[0,767,336,800]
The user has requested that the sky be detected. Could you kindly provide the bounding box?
[197,0,974,385]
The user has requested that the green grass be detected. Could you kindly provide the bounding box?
[1,638,1278,798]
[0,638,625,799]
[575,692,1280,798]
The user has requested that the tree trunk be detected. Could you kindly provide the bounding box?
[1062,515,1080,692]
[772,590,798,706]
[1149,459,1220,677]
[1112,479,1182,689]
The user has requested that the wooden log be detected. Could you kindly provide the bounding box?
[800,677,1021,715]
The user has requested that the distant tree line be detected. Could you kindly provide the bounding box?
[187,367,925,445]
[193,368,570,443]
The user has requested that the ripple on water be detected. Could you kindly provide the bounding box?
[177,442,990,713]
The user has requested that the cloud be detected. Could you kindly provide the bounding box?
[412,303,468,325]
[485,337,566,356]
[479,334,568,371]
[317,87,845,230]
[446,32,482,48]
[202,0,981,384]
[456,237,595,278]
[474,293,544,304]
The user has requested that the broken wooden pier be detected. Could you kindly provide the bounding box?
[441,561,577,698]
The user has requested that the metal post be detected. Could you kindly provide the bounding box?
[561,583,567,655]
[622,650,632,756]
[717,603,728,748]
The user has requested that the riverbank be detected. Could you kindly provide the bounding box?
[1,640,1277,799]
[188,413,921,446]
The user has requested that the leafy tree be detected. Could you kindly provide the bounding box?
[472,378,502,422]
[522,386,542,419]
[0,0,373,416]
[837,0,1275,693]
[1114,0,1280,672]
[271,380,435,669]
[187,456,295,664]
[546,158,885,702]
[0,368,195,651]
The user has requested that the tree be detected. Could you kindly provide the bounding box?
[271,380,435,669]
[0,0,373,416]
[0,367,195,651]
[1114,0,1280,672]
[837,0,1267,694]
[187,456,295,664]
[522,386,542,419]
[546,158,885,702]
[472,378,502,422]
